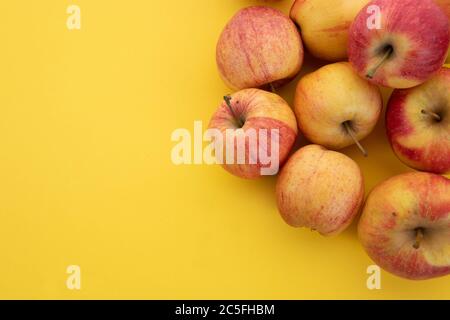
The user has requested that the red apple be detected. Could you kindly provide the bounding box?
[348,0,450,88]
[358,172,450,280]
[276,145,364,236]
[386,67,450,175]
[208,89,298,179]
[216,6,304,91]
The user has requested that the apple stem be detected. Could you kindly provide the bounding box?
[366,46,393,79]
[413,228,425,249]
[223,95,244,128]
[421,109,441,122]
[343,121,368,157]
[269,82,276,94]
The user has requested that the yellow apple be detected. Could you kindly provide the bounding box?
[293,62,382,155]
[290,0,370,61]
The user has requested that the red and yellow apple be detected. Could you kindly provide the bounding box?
[276,145,364,236]
[290,0,370,61]
[216,6,304,91]
[208,89,298,179]
[358,172,450,280]
[349,0,450,88]
[294,62,382,155]
[386,67,450,175]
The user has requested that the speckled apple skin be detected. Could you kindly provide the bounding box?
[208,89,298,179]
[216,6,304,91]
[358,172,450,280]
[435,0,450,19]
[434,0,450,63]
[386,67,450,174]
[349,0,450,88]
[290,0,370,61]
[294,62,382,150]
[276,145,364,236]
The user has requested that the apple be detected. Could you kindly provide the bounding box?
[208,88,298,179]
[290,0,370,61]
[276,144,364,236]
[293,62,382,156]
[386,67,450,175]
[216,6,304,91]
[358,172,450,280]
[348,0,450,88]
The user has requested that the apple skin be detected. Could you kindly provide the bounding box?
[290,0,370,61]
[293,62,382,150]
[358,172,450,280]
[386,67,450,175]
[348,0,450,89]
[434,0,450,63]
[216,6,304,91]
[208,89,298,179]
[435,0,450,18]
[276,144,364,236]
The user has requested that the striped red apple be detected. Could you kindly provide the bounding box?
[276,145,364,236]
[349,0,450,88]
[216,6,304,91]
[208,89,298,179]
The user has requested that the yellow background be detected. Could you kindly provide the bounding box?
[0,0,448,299]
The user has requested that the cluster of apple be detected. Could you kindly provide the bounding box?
[209,0,450,280]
